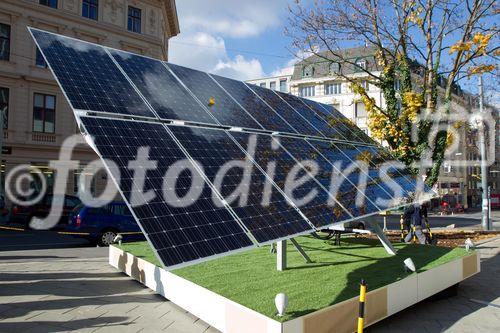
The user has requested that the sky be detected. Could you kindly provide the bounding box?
[168,0,296,81]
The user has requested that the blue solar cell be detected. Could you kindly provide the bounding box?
[275,91,346,141]
[300,99,364,142]
[210,74,298,134]
[309,140,409,209]
[246,84,325,137]
[30,28,154,118]
[314,102,376,144]
[168,125,314,243]
[109,50,218,125]
[165,64,264,130]
[79,116,255,269]
[227,132,369,227]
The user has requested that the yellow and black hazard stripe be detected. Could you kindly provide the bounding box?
[357,279,367,333]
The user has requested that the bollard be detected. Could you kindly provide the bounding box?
[399,214,405,242]
[357,279,367,333]
[412,226,417,243]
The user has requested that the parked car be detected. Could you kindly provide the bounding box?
[66,201,144,246]
[10,194,81,229]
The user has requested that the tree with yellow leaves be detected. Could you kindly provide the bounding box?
[288,0,498,186]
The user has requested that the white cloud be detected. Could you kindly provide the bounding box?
[169,32,264,80]
[168,0,288,80]
[177,0,288,38]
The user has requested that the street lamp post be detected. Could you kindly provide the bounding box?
[477,76,491,231]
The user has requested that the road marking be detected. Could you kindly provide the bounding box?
[470,299,500,309]
[0,226,25,232]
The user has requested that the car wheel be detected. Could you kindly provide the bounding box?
[98,229,118,246]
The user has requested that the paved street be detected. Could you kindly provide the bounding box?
[0,247,218,333]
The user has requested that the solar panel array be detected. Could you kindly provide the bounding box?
[31,28,420,269]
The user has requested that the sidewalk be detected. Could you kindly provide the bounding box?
[0,248,217,333]
[370,236,500,332]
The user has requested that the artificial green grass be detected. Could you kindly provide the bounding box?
[118,236,470,322]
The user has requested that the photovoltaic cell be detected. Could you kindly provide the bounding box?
[165,63,264,130]
[109,50,218,125]
[275,91,346,141]
[167,125,314,243]
[227,132,356,227]
[30,28,154,118]
[79,116,254,268]
[309,139,407,210]
[277,136,383,222]
[315,102,376,144]
[300,99,364,142]
[210,74,298,134]
[246,84,325,137]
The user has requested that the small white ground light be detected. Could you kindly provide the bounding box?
[275,293,288,317]
[404,258,416,272]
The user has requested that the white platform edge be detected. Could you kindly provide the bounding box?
[109,246,480,333]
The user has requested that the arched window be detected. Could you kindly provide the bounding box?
[302,64,315,78]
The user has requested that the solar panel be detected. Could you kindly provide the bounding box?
[227,131,368,227]
[246,84,325,137]
[29,28,428,270]
[79,116,255,268]
[109,50,218,125]
[300,98,367,142]
[308,139,411,209]
[312,101,376,144]
[30,28,154,118]
[167,125,315,244]
[210,74,300,134]
[165,63,265,130]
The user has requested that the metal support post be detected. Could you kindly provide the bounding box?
[289,238,312,263]
[277,240,287,271]
[366,216,397,255]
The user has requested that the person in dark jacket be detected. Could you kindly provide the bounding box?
[404,204,427,244]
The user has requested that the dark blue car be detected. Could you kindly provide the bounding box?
[65,202,144,246]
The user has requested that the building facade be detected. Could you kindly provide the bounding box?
[247,74,291,93]
[0,0,179,204]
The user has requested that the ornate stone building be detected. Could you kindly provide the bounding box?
[0,0,179,203]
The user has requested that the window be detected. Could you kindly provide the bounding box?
[33,93,56,133]
[82,0,99,20]
[355,58,366,72]
[355,102,367,118]
[302,64,315,78]
[128,6,142,33]
[259,82,266,88]
[330,62,340,74]
[0,23,10,61]
[39,0,58,8]
[299,85,315,97]
[360,80,369,91]
[325,82,342,95]
[279,79,287,92]
[35,47,47,68]
[394,79,401,91]
[270,81,277,90]
[0,87,8,129]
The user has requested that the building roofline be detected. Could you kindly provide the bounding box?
[246,74,292,82]
[162,0,180,37]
